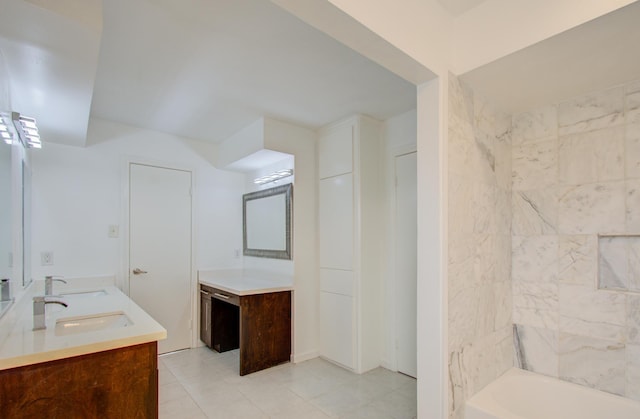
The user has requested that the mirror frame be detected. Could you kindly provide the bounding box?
[243,183,292,260]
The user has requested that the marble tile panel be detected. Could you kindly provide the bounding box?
[513,306,557,344]
[448,286,480,350]
[513,306,558,330]
[626,344,640,401]
[512,189,558,235]
[626,179,640,232]
[448,73,474,125]
[512,139,557,191]
[513,280,558,311]
[558,235,597,285]
[625,122,640,179]
[458,332,501,399]
[494,281,512,331]
[448,115,475,178]
[473,131,497,185]
[476,283,498,337]
[598,236,630,290]
[558,333,626,396]
[512,235,558,283]
[473,183,498,234]
[558,126,625,185]
[629,239,640,292]
[512,105,557,145]
[473,92,498,137]
[495,326,514,375]
[448,174,475,235]
[559,283,626,341]
[628,295,640,345]
[557,182,626,234]
[495,111,512,145]
[448,233,476,300]
[494,138,512,191]
[495,234,512,282]
[516,324,559,377]
[558,86,624,136]
[626,79,640,124]
[448,350,465,415]
[496,189,512,235]
[473,234,496,285]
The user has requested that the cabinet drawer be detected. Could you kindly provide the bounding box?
[211,288,240,306]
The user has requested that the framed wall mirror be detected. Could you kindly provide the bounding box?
[243,183,292,260]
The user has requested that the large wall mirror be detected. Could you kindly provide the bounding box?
[243,183,292,260]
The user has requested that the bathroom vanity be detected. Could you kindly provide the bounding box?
[0,283,166,418]
[199,269,293,375]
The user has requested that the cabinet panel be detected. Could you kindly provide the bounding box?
[319,174,353,270]
[318,125,353,179]
[320,268,354,296]
[319,291,354,369]
[200,288,212,348]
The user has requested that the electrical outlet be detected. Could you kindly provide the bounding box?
[108,225,119,238]
[41,251,53,266]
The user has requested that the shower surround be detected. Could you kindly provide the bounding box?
[447,75,640,418]
[512,79,640,401]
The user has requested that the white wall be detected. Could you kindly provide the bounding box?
[30,117,245,282]
[262,117,319,362]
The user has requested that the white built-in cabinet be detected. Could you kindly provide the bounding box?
[317,115,381,373]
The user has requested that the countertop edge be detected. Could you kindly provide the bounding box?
[0,330,167,370]
[199,279,293,296]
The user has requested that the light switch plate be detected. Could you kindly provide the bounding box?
[41,252,53,266]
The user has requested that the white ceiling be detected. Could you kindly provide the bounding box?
[436,0,487,16]
[89,0,417,144]
[461,1,640,114]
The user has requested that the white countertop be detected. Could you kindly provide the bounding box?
[198,269,293,296]
[0,284,166,370]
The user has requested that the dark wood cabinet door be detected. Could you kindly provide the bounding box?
[200,288,212,348]
[0,342,158,418]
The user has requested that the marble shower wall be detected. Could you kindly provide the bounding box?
[512,79,640,400]
[447,74,513,419]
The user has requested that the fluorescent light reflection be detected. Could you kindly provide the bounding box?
[254,169,293,185]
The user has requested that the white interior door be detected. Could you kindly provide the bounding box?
[129,163,192,354]
[395,151,417,377]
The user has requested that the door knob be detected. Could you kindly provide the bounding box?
[132,268,148,275]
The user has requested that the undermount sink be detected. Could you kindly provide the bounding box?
[60,290,108,298]
[54,311,132,336]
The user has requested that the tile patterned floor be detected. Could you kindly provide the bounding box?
[159,347,417,418]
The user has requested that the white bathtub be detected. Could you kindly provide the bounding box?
[465,368,640,419]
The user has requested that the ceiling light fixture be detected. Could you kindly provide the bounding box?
[0,112,42,148]
[253,169,293,185]
[0,114,13,145]
[12,112,41,149]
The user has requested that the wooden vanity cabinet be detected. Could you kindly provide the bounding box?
[199,282,291,376]
[0,341,158,418]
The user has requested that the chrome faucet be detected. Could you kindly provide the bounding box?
[45,276,67,296]
[33,296,67,330]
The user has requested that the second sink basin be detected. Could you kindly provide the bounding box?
[54,311,132,336]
